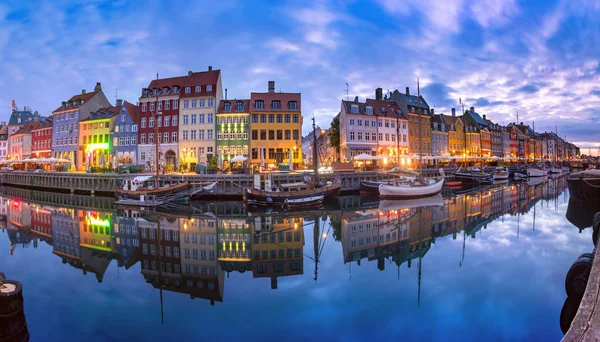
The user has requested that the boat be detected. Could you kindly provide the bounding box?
[513,172,528,180]
[189,182,218,199]
[445,181,462,187]
[527,167,547,177]
[378,193,444,212]
[375,80,444,199]
[562,166,571,173]
[360,177,415,195]
[243,116,341,208]
[548,166,562,174]
[453,167,493,184]
[116,74,189,207]
[567,169,600,202]
[493,168,509,180]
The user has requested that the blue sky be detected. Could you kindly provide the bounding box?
[1,0,599,152]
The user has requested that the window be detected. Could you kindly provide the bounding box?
[276,114,283,123]
[199,114,205,123]
[183,100,189,109]
[191,99,197,108]
[252,130,258,140]
[365,106,373,114]
[150,102,155,111]
[191,130,196,140]
[269,130,275,140]
[224,102,231,112]
[207,114,213,123]
[350,132,355,140]
[157,116,162,127]
[172,132,177,142]
[142,103,147,112]
[149,117,154,127]
[358,132,362,140]
[206,85,213,92]
[199,99,205,107]
[183,115,189,125]
[173,99,178,109]
[183,130,188,140]
[191,114,197,124]
[164,116,170,127]
[260,114,266,123]
[163,132,169,143]
[157,100,162,110]
[260,130,266,140]
[271,101,281,109]
[149,133,154,144]
[268,114,275,123]
[208,98,213,107]
[255,100,264,109]
[288,101,298,110]
[293,114,299,123]
[293,130,299,140]
[185,87,191,94]
[195,86,201,92]
[252,114,258,123]
[358,119,362,126]
[165,100,170,110]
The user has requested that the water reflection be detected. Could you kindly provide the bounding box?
[1,176,569,308]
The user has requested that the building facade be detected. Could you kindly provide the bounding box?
[112,100,138,167]
[9,121,40,161]
[441,110,464,158]
[216,99,250,170]
[178,68,223,170]
[339,98,378,161]
[368,95,408,160]
[31,118,53,159]
[77,106,119,170]
[390,87,431,157]
[431,113,448,158]
[51,83,110,167]
[249,81,302,170]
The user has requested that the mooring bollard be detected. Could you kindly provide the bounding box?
[0,277,30,342]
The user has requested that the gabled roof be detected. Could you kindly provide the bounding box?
[217,99,250,114]
[389,89,430,116]
[250,92,301,112]
[464,108,489,128]
[439,114,462,130]
[142,70,221,98]
[53,91,99,113]
[365,99,406,119]
[9,107,40,125]
[123,101,138,123]
[80,106,121,122]
[10,121,41,136]
[341,100,370,116]
[31,118,53,131]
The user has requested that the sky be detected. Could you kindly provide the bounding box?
[1,0,599,153]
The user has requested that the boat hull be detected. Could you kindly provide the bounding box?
[360,181,383,195]
[493,172,509,180]
[116,181,190,204]
[379,179,444,199]
[568,171,600,202]
[549,168,562,174]
[527,168,547,177]
[453,172,493,184]
[244,183,341,206]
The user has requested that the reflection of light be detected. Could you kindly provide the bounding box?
[322,233,327,238]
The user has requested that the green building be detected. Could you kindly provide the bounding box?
[216,99,250,170]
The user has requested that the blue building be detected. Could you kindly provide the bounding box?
[51,83,110,166]
[112,99,139,167]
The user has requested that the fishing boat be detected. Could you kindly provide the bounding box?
[527,167,547,177]
[376,80,445,199]
[493,167,509,180]
[243,116,341,208]
[567,169,600,202]
[115,74,190,207]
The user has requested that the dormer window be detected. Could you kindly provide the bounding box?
[255,101,264,110]
[271,101,281,110]
[173,86,180,94]
[350,105,358,114]
[288,101,298,110]
[185,87,191,94]
[236,101,244,112]
[163,87,169,94]
[195,86,201,93]
[365,106,373,115]
[153,89,158,95]
[224,102,231,112]
[207,85,213,92]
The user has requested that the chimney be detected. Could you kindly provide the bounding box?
[225,88,228,100]
[94,82,102,91]
[470,106,474,112]
[520,122,523,125]
[451,108,456,117]
[268,81,275,93]
[82,89,86,95]
[62,101,66,109]
[188,71,193,77]
[116,99,123,107]
[483,114,486,120]
[354,96,358,103]
[431,108,435,115]
[406,87,410,95]
[375,88,383,100]
[208,66,212,71]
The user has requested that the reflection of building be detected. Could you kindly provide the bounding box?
[114,211,140,269]
[31,205,53,245]
[250,215,304,289]
[52,208,83,273]
[217,216,252,274]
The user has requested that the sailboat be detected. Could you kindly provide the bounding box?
[116,74,189,206]
[243,116,341,208]
[378,79,444,199]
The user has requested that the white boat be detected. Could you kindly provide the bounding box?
[378,193,444,212]
[379,177,445,199]
[513,172,528,179]
[548,167,562,174]
[562,166,570,173]
[467,166,481,172]
[527,168,547,177]
[493,169,509,180]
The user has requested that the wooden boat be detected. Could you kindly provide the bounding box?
[360,177,414,195]
[527,167,547,177]
[445,181,462,187]
[378,193,443,212]
[116,176,190,204]
[567,170,600,202]
[379,177,444,199]
[453,168,493,184]
[283,195,324,210]
[190,182,218,200]
[493,169,509,180]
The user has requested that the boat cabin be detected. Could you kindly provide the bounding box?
[122,176,153,191]
[253,173,311,192]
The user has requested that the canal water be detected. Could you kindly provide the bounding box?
[0,176,594,341]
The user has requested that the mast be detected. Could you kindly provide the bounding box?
[396,111,400,166]
[312,115,319,181]
[533,121,536,164]
[460,99,467,167]
[154,73,161,188]
[417,79,422,176]
[313,215,320,282]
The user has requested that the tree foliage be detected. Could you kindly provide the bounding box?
[329,113,341,160]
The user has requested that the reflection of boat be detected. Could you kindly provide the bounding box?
[567,170,600,202]
[549,167,562,174]
[527,168,547,177]
[513,172,528,180]
[378,193,443,212]
[283,195,324,210]
[492,179,509,185]
[379,178,444,199]
[566,198,598,232]
[527,176,545,187]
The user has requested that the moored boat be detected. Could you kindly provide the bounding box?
[453,168,493,184]
[527,168,547,177]
[513,172,528,180]
[493,168,509,180]
[360,177,415,195]
[379,177,444,199]
[116,176,190,206]
[549,167,562,174]
[567,170,600,202]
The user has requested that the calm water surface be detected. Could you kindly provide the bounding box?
[0,176,594,341]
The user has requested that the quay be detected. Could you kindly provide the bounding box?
[0,169,447,198]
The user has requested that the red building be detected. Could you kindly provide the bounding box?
[31,205,53,245]
[138,76,185,172]
[31,117,53,158]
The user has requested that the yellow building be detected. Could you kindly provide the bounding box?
[441,112,464,158]
[249,81,302,170]
[465,124,481,159]
[77,106,119,171]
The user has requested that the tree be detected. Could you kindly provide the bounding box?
[329,113,341,161]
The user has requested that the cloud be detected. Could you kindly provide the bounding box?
[516,85,540,94]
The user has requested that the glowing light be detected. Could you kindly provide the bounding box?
[87,214,110,227]
[85,143,109,152]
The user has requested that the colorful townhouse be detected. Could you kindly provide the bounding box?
[249,81,302,170]
[441,109,464,158]
[367,90,408,159]
[463,107,490,158]
[487,120,504,158]
[178,68,222,170]
[7,102,42,161]
[390,87,432,156]
[112,100,139,167]
[431,112,448,158]
[501,126,511,159]
[31,118,53,159]
[138,76,182,172]
[9,121,40,161]
[51,83,110,166]
[77,105,120,171]
[339,98,378,161]
[216,99,250,170]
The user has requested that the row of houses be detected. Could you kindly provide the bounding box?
[332,87,579,164]
[4,67,303,171]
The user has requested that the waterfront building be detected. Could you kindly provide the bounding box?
[249,81,302,170]
[339,98,378,161]
[250,215,304,289]
[138,76,183,172]
[440,109,465,158]
[9,121,40,161]
[0,124,8,162]
[31,118,53,159]
[390,87,431,156]
[217,216,252,274]
[367,93,408,161]
[501,126,511,159]
[7,103,42,161]
[464,123,481,159]
[431,113,448,160]
[112,100,139,167]
[216,99,250,170]
[462,107,490,158]
[77,106,120,171]
[179,68,223,170]
[51,83,110,167]
[487,120,504,158]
